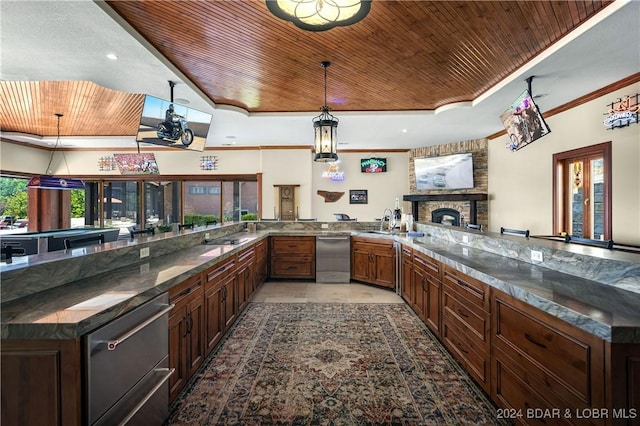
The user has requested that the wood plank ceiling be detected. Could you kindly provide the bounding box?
[0,0,612,138]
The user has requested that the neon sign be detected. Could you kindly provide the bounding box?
[603,94,639,129]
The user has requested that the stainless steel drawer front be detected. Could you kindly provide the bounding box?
[86,293,172,425]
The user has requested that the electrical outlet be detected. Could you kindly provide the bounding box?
[462,235,469,243]
[531,250,543,262]
[321,223,329,229]
[205,233,210,240]
[140,247,150,258]
[462,247,469,256]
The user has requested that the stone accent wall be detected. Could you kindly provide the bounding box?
[409,139,488,227]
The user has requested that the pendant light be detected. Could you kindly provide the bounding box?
[27,113,85,190]
[266,0,372,32]
[313,61,339,162]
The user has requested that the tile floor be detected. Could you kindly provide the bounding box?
[251,281,404,304]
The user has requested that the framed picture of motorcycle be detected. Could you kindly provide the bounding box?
[135,94,213,152]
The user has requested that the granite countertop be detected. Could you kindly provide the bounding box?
[399,235,640,344]
[1,229,639,343]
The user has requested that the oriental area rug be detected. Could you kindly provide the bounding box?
[167,303,509,425]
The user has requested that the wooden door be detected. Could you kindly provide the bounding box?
[186,294,205,377]
[204,284,224,354]
[279,186,295,221]
[168,304,188,402]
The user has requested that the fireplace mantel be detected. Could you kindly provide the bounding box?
[403,193,488,224]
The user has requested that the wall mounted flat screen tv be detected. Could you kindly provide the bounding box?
[415,153,474,190]
[500,90,551,151]
[135,95,212,152]
[361,157,387,173]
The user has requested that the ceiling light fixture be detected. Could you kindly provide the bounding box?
[266,0,371,31]
[313,61,339,162]
[27,114,85,190]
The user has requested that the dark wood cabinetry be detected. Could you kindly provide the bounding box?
[401,245,414,303]
[414,250,441,336]
[255,238,268,287]
[351,237,395,289]
[168,272,205,402]
[442,264,491,392]
[269,236,316,279]
[492,290,606,426]
[204,256,237,356]
[236,246,255,312]
[1,339,82,426]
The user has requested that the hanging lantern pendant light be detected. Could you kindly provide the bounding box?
[313,61,339,162]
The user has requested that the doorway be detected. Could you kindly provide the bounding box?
[553,142,611,239]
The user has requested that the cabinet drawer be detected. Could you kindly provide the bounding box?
[414,251,439,278]
[271,257,315,278]
[493,355,574,426]
[255,239,267,260]
[443,283,488,339]
[271,237,315,254]
[205,257,236,288]
[237,247,255,267]
[493,297,599,406]
[443,265,489,310]
[169,273,203,304]
[443,317,489,390]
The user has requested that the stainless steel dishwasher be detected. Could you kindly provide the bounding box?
[316,235,351,283]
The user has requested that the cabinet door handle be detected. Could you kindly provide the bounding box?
[178,287,192,298]
[183,316,189,337]
[524,333,547,349]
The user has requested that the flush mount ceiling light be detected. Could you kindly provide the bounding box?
[313,61,339,162]
[266,0,371,31]
[27,113,85,190]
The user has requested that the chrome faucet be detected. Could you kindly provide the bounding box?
[380,208,396,233]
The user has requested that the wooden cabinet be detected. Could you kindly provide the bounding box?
[351,237,395,289]
[236,246,255,312]
[204,256,237,355]
[269,236,316,279]
[492,290,605,425]
[168,272,205,402]
[1,338,82,426]
[401,245,414,304]
[414,250,441,336]
[441,264,490,392]
[254,238,268,287]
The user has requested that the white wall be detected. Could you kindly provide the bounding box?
[312,152,409,222]
[489,82,640,245]
[0,143,51,174]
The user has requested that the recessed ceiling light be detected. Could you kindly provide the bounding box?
[174,98,190,105]
[402,129,408,133]
[106,53,118,60]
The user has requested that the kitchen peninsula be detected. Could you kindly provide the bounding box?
[2,221,639,426]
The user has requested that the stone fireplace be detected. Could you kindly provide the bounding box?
[431,208,461,226]
[403,193,488,226]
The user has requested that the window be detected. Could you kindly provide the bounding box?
[145,181,180,226]
[103,181,140,237]
[553,142,611,240]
